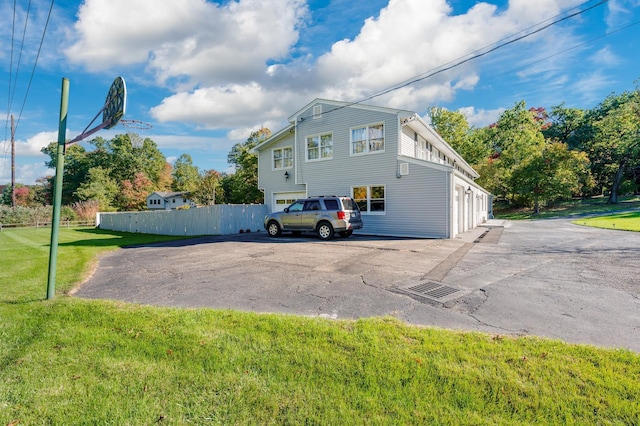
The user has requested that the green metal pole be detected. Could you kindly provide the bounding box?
[46,78,69,300]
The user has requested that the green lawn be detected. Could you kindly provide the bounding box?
[1,228,639,424]
[572,211,640,232]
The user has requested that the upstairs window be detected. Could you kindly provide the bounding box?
[416,136,429,160]
[273,146,293,169]
[306,133,333,161]
[351,123,384,155]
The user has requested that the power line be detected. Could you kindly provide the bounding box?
[359,0,609,104]
[9,0,34,119]
[5,0,18,143]
[502,19,640,78]
[318,0,609,118]
[13,0,56,135]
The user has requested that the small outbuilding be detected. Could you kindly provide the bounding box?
[146,191,196,210]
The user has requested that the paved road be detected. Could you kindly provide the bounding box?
[75,218,640,352]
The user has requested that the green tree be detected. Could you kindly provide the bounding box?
[476,101,546,205]
[42,134,169,211]
[75,167,119,210]
[510,142,591,213]
[429,107,490,165]
[587,91,640,203]
[172,154,202,192]
[42,143,92,205]
[223,128,270,204]
[191,170,225,206]
[543,103,586,149]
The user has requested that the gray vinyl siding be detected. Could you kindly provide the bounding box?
[293,101,400,198]
[356,160,451,239]
[257,132,305,210]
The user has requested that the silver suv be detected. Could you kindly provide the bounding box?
[264,196,363,240]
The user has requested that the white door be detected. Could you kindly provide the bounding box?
[272,192,306,212]
[453,187,460,237]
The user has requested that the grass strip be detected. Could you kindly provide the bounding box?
[572,211,640,232]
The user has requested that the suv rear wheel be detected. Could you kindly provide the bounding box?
[267,220,282,237]
[317,221,334,240]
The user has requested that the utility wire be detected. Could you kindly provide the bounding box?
[358,0,609,105]
[5,0,18,143]
[11,0,56,135]
[9,0,34,119]
[374,0,608,99]
[317,0,609,118]
[504,19,640,77]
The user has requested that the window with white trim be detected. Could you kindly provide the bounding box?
[415,135,429,160]
[352,185,385,214]
[351,123,384,155]
[306,133,333,161]
[273,146,293,169]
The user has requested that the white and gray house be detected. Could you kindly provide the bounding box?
[146,191,196,210]
[254,99,491,239]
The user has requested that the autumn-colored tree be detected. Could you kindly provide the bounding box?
[118,172,154,211]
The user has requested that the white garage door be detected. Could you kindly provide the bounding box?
[272,192,306,212]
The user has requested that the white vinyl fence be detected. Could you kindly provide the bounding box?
[96,205,268,236]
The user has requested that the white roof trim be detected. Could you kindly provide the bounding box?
[252,123,294,152]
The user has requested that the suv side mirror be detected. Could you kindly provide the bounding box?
[284,208,289,213]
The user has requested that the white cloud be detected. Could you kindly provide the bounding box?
[65,0,595,135]
[589,46,622,67]
[606,0,640,28]
[15,131,60,157]
[14,162,54,185]
[65,0,308,88]
[458,106,505,127]
[570,71,616,105]
[150,134,233,151]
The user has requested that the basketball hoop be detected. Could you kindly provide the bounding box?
[66,76,127,146]
[120,119,152,148]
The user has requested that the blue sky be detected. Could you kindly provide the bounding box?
[2,0,639,185]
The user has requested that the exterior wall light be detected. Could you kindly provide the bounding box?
[284,171,290,180]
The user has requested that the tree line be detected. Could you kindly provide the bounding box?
[1,128,270,213]
[2,85,639,215]
[430,86,639,212]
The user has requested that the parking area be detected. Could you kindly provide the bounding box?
[75,218,640,352]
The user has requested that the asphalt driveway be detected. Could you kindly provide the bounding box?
[74,217,640,352]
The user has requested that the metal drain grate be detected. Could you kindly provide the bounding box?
[394,280,462,303]
[409,282,460,299]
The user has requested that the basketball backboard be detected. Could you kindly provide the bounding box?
[103,76,127,129]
